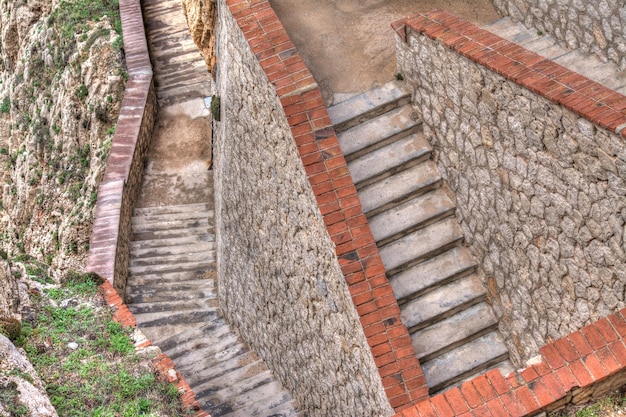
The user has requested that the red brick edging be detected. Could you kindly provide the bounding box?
[223,0,429,410]
[99,281,208,416]
[392,10,626,139]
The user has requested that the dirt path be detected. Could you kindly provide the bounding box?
[269,0,500,104]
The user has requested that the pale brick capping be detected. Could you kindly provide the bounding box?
[222,0,429,410]
[84,0,206,414]
[388,10,626,416]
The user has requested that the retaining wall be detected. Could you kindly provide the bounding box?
[213,0,429,413]
[396,9,626,368]
[391,10,626,416]
[491,0,626,70]
[86,0,156,297]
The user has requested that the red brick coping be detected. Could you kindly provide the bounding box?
[387,10,626,416]
[392,10,626,139]
[224,0,429,410]
[84,0,207,415]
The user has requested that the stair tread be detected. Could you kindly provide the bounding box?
[127,270,214,284]
[129,297,218,314]
[132,307,218,327]
[180,348,259,387]
[421,331,509,391]
[133,202,209,216]
[130,234,215,250]
[130,241,215,258]
[129,252,216,267]
[196,369,281,411]
[389,246,475,302]
[359,160,441,215]
[411,301,498,360]
[400,273,486,330]
[206,384,297,417]
[131,217,211,233]
[131,225,214,241]
[128,259,215,275]
[329,79,411,132]
[131,210,213,224]
[379,217,464,273]
[348,130,431,186]
[127,284,216,304]
[337,104,419,157]
[369,188,455,244]
[158,317,231,352]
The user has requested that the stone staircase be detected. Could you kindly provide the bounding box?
[328,81,514,394]
[483,17,626,95]
[126,203,300,417]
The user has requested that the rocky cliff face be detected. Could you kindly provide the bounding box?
[0,0,124,272]
[181,0,216,70]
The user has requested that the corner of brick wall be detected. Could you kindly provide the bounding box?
[389,10,626,416]
[223,0,429,410]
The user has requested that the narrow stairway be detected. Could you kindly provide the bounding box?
[483,17,626,95]
[127,203,300,416]
[328,81,514,394]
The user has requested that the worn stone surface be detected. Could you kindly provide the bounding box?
[398,31,626,366]
[213,1,393,416]
[491,0,626,70]
[0,334,58,417]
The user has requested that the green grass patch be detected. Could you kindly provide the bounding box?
[14,270,188,416]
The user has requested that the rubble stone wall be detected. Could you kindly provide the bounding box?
[492,0,626,70]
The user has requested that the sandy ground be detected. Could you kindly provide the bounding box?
[135,100,214,208]
[269,0,500,104]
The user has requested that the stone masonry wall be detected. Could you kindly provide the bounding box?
[396,12,626,367]
[491,0,626,70]
[213,1,393,415]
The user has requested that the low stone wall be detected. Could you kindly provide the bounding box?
[86,0,156,297]
[491,0,626,70]
[391,11,626,416]
[396,9,626,368]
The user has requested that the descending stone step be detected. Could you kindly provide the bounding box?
[205,380,299,417]
[129,234,214,250]
[131,217,211,233]
[131,210,214,224]
[126,284,216,304]
[337,104,420,159]
[133,202,209,216]
[328,79,411,133]
[128,258,215,275]
[127,297,218,314]
[410,302,498,361]
[127,268,213,285]
[389,246,476,303]
[160,322,240,361]
[131,225,214,241]
[359,160,441,216]
[369,188,455,246]
[177,347,259,387]
[130,241,215,259]
[347,131,431,188]
[421,331,510,393]
[131,308,219,328]
[129,251,216,267]
[400,274,486,332]
[379,217,464,274]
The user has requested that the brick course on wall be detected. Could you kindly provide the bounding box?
[390,10,626,415]
[214,0,429,413]
[491,0,626,70]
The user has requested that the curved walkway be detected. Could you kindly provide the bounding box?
[125,0,300,415]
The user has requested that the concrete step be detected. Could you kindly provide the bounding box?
[178,348,259,387]
[421,331,510,393]
[128,251,216,267]
[133,202,209,217]
[163,327,240,362]
[131,217,211,233]
[127,296,218,314]
[329,80,412,133]
[400,274,486,332]
[127,269,215,285]
[131,210,213,224]
[205,381,299,417]
[158,317,232,353]
[389,246,476,303]
[128,260,215,276]
[336,104,420,160]
[131,225,214,241]
[369,188,455,247]
[132,308,219,328]
[130,241,215,259]
[126,284,216,304]
[129,233,215,250]
[379,217,464,274]
[410,302,498,361]
[348,131,431,188]
[359,160,441,216]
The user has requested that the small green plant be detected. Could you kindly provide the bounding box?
[0,381,29,416]
[396,73,404,81]
[0,316,22,341]
[537,30,543,36]
[0,96,10,113]
[211,95,221,121]
[76,84,88,101]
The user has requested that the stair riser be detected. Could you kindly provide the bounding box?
[415,323,498,363]
[334,95,412,133]
[376,206,455,248]
[365,179,442,218]
[429,352,509,394]
[385,236,463,277]
[405,294,486,333]
[345,122,422,162]
[396,264,476,305]
[355,152,432,190]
